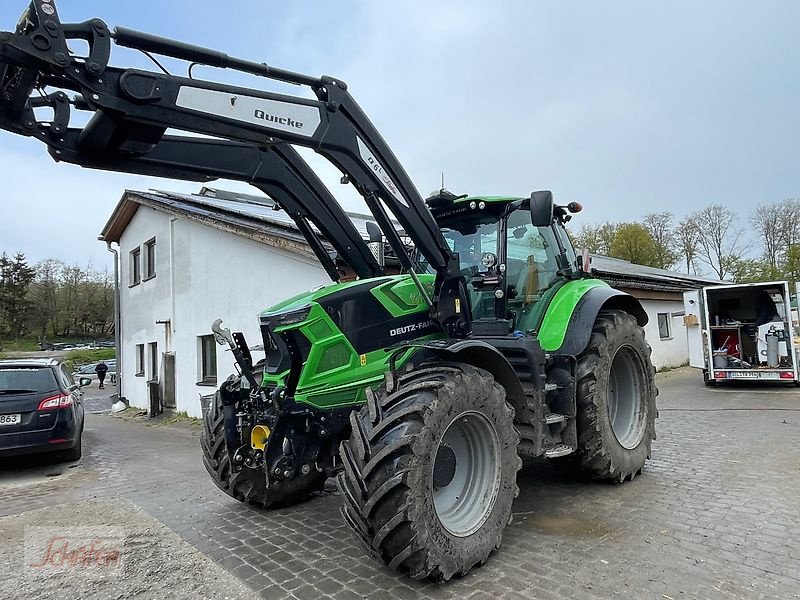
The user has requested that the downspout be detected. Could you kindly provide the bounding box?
[105,240,125,404]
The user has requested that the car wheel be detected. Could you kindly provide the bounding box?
[61,434,82,462]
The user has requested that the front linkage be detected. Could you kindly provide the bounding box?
[210,319,351,494]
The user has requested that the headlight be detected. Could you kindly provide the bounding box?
[263,303,313,327]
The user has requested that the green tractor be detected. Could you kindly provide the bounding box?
[0,1,656,581]
[204,191,657,579]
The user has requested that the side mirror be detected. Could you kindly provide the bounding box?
[530,191,554,227]
[79,377,92,388]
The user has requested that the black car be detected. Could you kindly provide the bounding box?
[0,359,86,460]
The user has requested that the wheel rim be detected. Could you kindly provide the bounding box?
[432,411,501,537]
[607,345,647,450]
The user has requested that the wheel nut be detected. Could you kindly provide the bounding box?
[301,464,311,475]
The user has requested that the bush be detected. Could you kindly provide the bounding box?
[64,348,116,370]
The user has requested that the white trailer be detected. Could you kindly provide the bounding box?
[683,281,799,385]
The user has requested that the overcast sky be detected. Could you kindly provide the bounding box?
[0,1,797,268]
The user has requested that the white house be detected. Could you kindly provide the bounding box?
[100,187,716,417]
[99,188,330,417]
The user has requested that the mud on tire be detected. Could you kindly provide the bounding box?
[553,309,657,482]
[201,387,325,508]
[337,363,521,581]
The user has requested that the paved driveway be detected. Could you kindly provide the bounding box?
[0,369,798,599]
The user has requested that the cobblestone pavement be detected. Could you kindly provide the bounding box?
[0,368,798,599]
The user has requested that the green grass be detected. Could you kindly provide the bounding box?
[64,348,116,369]
[0,339,41,352]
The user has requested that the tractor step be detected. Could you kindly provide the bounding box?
[544,413,568,424]
[544,444,574,458]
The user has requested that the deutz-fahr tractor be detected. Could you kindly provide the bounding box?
[0,1,656,580]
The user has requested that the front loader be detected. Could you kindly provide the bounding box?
[0,1,657,581]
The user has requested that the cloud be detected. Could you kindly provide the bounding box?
[1,0,799,268]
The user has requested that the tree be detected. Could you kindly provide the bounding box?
[28,258,64,339]
[642,212,678,269]
[0,252,36,338]
[785,245,800,290]
[571,222,619,255]
[674,217,700,274]
[751,198,800,276]
[609,223,658,266]
[691,205,748,280]
[728,257,771,283]
[751,202,783,272]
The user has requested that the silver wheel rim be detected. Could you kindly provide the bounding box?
[432,411,501,537]
[607,346,647,449]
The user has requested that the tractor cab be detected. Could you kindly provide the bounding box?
[429,191,583,335]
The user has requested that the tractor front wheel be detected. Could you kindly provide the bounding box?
[554,309,657,482]
[337,363,520,580]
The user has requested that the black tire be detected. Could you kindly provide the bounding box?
[61,434,82,462]
[201,389,325,508]
[554,309,657,482]
[703,370,717,387]
[337,363,520,581]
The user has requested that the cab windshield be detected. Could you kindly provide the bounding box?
[439,207,567,326]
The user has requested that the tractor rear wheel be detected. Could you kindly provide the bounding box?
[337,363,520,581]
[554,309,657,482]
[201,387,325,508]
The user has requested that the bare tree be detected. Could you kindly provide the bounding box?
[749,198,800,281]
[777,198,800,250]
[692,205,748,280]
[674,217,700,274]
[643,212,678,269]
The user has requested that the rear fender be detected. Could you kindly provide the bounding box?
[555,287,647,356]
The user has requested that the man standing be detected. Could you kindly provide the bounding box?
[95,360,109,389]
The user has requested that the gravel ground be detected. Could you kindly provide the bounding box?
[0,499,251,600]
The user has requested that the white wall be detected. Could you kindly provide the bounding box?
[118,208,327,417]
[640,298,689,370]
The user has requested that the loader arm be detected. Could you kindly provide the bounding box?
[47,127,381,282]
[0,1,470,335]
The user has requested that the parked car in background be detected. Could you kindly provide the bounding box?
[0,358,86,461]
[73,360,117,384]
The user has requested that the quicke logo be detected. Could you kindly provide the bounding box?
[254,109,304,130]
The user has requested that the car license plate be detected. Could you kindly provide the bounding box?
[0,413,21,426]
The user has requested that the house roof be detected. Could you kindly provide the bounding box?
[99,187,390,262]
[100,186,721,292]
[590,255,721,292]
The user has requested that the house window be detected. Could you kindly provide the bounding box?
[135,344,145,376]
[657,313,671,340]
[144,237,156,279]
[198,335,217,384]
[148,342,158,381]
[130,247,141,286]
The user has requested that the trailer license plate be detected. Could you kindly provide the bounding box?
[728,371,779,380]
[0,413,20,426]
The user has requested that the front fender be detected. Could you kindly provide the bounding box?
[391,339,528,413]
